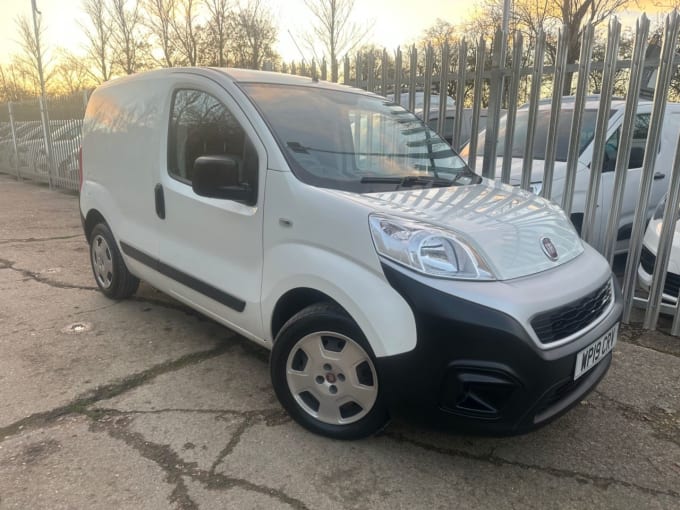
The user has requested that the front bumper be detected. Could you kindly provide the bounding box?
[376,261,622,435]
[637,220,680,306]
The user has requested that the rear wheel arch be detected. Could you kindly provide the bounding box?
[84,209,108,242]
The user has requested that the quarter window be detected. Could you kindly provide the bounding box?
[167,89,258,197]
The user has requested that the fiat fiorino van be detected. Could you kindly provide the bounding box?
[79,68,622,439]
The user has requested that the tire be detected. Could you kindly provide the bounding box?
[89,223,140,299]
[270,303,389,439]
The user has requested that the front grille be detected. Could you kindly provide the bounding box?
[533,377,588,418]
[531,280,612,345]
[640,246,656,274]
[639,246,680,298]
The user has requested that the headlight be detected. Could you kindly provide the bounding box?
[528,182,543,195]
[653,194,680,222]
[369,214,495,280]
[654,195,667,220]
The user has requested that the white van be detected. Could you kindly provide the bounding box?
[80,69,622,439]
[461,97,680,253]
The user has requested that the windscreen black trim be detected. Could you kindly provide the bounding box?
[119,241,246,312]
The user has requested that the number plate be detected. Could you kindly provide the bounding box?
[574,323,618,380]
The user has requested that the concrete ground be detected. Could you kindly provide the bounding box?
[0,173,678,510]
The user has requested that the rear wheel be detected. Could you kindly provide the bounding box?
[270,303,388,439]
[89,223,139,299]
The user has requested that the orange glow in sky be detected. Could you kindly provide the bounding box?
[1,0,478,64]
[0,0,672,66]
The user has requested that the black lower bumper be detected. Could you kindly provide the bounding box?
[377,263,622,435]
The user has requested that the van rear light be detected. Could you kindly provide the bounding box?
[78,146,83,191]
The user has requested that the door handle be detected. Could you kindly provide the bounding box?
[654,172,665,180]
[154,184,166,219]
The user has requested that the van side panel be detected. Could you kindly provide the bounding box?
[81,75,172,279]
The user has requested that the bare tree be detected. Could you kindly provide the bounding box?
[109,0,148,74]
[204,0,231,66]
[557,0,628,93]
[303,0,369,82]
[0,63,34,102]
[53,49,95,94]
[14,14,53,95]
[80,0,114,83]
[422,18,458,48]
[171,0,200,66]
[476,0,628,93]
[227,0,278,69]
[142,0,177,67]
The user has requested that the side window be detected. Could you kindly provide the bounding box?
[633,113,650,139]
[602,129,619,172]
[168,89,258,197]
[602,114,652,172]
[629,113,651,168]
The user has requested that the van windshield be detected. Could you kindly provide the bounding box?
[241,83,480,192]
[473,108,609,162]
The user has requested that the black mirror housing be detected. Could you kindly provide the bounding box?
[629,147,645,169]
[192,155,255,204]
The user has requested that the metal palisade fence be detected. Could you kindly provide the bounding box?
[0,91,87,192]
[1,11,680,335]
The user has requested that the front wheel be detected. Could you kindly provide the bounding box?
[270,303,389,439]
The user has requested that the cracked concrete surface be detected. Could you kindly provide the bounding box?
[0,174,679,509]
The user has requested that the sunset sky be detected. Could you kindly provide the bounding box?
[0,0,477,64]
[0,0,671,65]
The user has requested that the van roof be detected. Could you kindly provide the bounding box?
[95,67,375,96]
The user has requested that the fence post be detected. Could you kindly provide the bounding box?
[7,102,20,180]
[355,53,362,88]
[343,56,350,85]
[602,15,650,264]
[561,24,595,215]
[582,18,622,244]
[481,27,506,179]
[467,37,486,171]
[422,45,434,117]
[452,40,466,150]
[541,24,569,200]
[437,42,450,138]
[408,46,417,112]
[82,89,89,111]
[623,10,680,324]
[367,52,376,93]
[38,96,55,190]
[501,32,524,184]
[381,48,389,96]
[393,47,402,104]
[520,31,545,191]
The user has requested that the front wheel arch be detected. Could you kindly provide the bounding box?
[270,287,344,341]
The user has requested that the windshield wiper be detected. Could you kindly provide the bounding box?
[359,175,453,189]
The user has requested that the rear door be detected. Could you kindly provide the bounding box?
[157,77,266,338]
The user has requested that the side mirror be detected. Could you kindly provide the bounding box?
[628,147,645,169]
[192,155,254,204]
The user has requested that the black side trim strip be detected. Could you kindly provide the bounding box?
[120,241,246,313]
